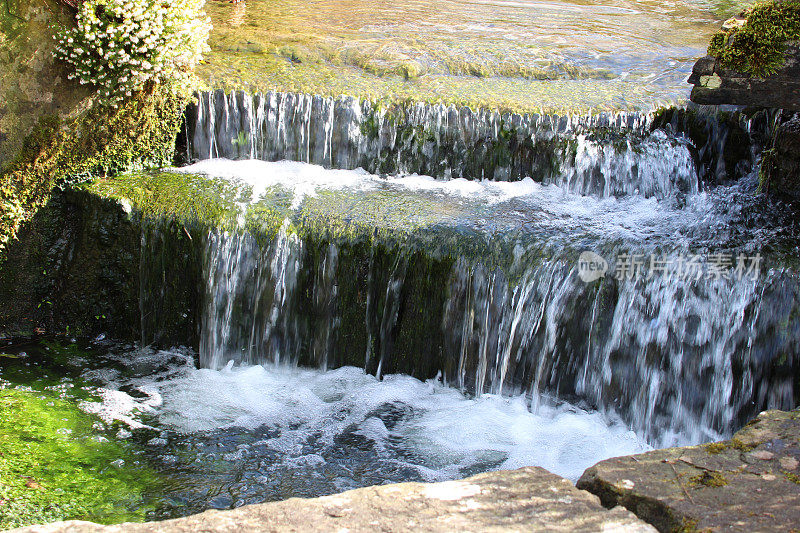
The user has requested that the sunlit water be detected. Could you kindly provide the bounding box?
[202,0,742,110]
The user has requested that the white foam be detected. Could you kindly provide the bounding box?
[175,158,711,246]
[92,351,648,482]
[176,159,548,209]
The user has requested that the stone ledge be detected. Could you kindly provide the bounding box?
[688,44,800,110]
[12,467,655,533]
[577,410,800,532]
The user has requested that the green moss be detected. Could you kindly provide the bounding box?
[85,170,246,229]
[688,470,729,488]
[730,438,759,452]
[704,441,730,454]
[677,517,700,533]
[0,84,188,258]
[785,471,800,484]
[707,0,800,77]
[0,388,158,529]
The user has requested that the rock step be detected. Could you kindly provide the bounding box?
[577,409,800,533]
[688,44,800,110]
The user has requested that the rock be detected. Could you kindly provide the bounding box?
[764,111,800,202]
[12,467,655,533]
[721,17,746,31]
[688,44,800,110]
[577,409,800,532]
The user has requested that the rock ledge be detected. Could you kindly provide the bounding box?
[13,467,654,533]
[577,410,800,532]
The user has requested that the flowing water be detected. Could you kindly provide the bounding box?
[4,89,797,522]
[4,93,800,522]
[200,0,742,110]
[0,339,646,520]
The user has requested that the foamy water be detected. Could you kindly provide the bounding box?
[83,348,647,485]
[175,157,716,247]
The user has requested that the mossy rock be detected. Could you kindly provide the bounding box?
[707,0,800,78]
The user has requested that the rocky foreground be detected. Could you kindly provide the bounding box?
[579,409,800,532]
[10,410,799,533]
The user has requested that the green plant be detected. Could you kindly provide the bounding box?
[54,0,211,105]
[708,0,800,77]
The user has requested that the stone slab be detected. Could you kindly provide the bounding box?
[577,410,800,532]
[13,467,655,533]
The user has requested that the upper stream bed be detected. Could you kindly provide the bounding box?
[200,0,742,112]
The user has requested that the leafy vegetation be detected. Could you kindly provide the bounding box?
[54,0,211,105]
[708,0,800,77]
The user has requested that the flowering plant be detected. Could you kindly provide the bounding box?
[54,0,211,105]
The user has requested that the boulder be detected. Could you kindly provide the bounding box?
[13,467,655,533]
[577,410,800,532]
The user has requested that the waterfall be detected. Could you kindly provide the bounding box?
[165,90,797,449]
[186,90,774,198]
[185,185,798,448]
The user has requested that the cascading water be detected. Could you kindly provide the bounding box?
[186,90,774,190]
[170,92,798,453]
[3,90,795,522]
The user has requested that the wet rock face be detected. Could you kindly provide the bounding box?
[12,467,656,533]
[0,189,201,345]
[765,112,800,201]
[688,43,800,111]
[577,409,800,533]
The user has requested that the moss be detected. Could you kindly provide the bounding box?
[688,470,729,488]
[704,442,730,454]
[730,438,759,452]
[0,83,189,257]
[677,517,700,533]
[784,471,800,484]
[84,170,245,229]
[707,0,800,77]
[0,388,158,529]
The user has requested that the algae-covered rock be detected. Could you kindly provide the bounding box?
[0,172,230,343]
[577,409,800,532]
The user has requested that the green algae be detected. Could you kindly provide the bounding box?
[196,0,718,113]
[708,0,800,77]
[0,388,157,529]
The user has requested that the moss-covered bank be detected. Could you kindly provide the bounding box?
[0,388,156,529]
[0,340,162,529]
[0,0,189,256]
